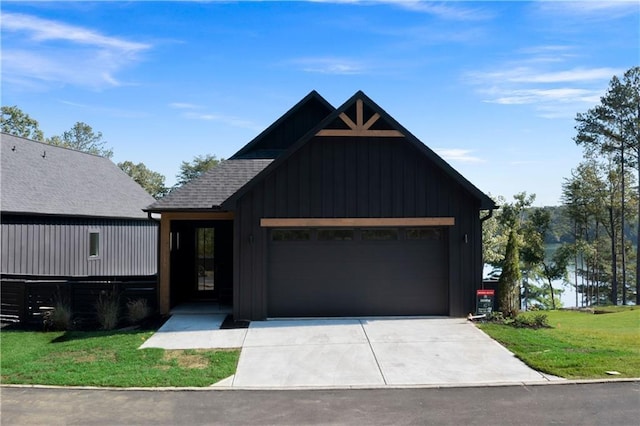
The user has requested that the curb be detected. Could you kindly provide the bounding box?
[2,378,638,392]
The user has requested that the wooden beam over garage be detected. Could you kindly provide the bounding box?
[260,217,455,228]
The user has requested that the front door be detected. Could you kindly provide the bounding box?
[170,220,233,306]
[195,226,216,299]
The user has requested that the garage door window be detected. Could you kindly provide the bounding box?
[271,229,311,241]
[406,228,442,240]
[362,229,398,240]
[318,229,354,241]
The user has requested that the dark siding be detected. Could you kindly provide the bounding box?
[1,215,157,277]
[232,96,333,159]
[233,135,484,320]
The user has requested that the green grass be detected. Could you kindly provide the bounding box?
[478,308,640,379]
[0,329,240,387]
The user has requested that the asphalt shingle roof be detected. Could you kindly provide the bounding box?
[1,133,155,219]
[145,159,273,211]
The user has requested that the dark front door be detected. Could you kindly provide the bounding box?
[170,220,233,306]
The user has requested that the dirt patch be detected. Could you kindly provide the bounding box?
[51,350,116,363]
[163,350,210,369]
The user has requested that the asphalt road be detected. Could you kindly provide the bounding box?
[1,381,638,425]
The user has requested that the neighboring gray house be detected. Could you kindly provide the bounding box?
[1,133,158,277]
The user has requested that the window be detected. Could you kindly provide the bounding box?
[406,228,442,240]
[318,229,354,241]
[89,231,100,257]
[271,229,311,241]
[361,229,398,241]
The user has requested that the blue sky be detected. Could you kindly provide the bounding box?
[2,1,638,206]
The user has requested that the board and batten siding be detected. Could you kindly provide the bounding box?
[232,136,484,320]
[1,215,158,276]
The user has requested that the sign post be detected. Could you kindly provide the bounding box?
[476,289,495,316]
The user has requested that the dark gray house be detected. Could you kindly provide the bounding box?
[146,91,495,320]
[1,133,158,278]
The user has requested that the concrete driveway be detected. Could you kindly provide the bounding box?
[141,315,558,388]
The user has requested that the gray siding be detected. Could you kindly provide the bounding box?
[1,215,157,276]
[233,136,484,320]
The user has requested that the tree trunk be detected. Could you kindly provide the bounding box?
[621,145,626,305]
[574,221,579,308]
[609,206,618,304]
[637,115,640,306]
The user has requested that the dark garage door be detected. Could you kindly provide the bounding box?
[267,227,448,317]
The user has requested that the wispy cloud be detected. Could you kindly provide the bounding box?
[465,46,623,119]
[311,0,493,21]
[536,1,639,19]
[1,12,150,90]
[435,148,484,163]
[169,103,261,131]
[168,102,200,110]
[390,1,493,21]
[291,56,367,75]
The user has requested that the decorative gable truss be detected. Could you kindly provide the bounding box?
[316,98,404,137]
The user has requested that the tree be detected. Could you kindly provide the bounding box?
[498,229,521,317]
[48,122,114,158]
[118,161,168,199]
[495,192,535,316]
[574,66,640,304]
[175,154,221,187]
[521,209,570,309]
[482,194,506,267]
[1,105,44,141]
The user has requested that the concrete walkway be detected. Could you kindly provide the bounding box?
[141,315,561,388]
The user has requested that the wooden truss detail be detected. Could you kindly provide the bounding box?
[316,99,404,137]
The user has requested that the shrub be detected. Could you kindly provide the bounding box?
[513,313,549,329]
[126,298,150,324]
[95,288,120,330]
[486,311,505,323]
[43,300,73,331]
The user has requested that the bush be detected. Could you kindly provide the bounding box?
[513,313,549,329]
[95,289,120,330]
[486,311,505,323]
[126,298,150,324]
[43,300,73,331]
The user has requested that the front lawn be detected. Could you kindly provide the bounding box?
[0,329,239,387]
[478,308,640,379]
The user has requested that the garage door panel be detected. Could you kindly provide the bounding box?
[268,228,448,317]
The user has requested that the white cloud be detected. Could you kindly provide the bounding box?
[292,57,366,75]
[169,102,260,130]
[1,12,150,90]
[169,102,200,110]
[390,1,493,21]
[537,1,639,19]
[465,45,623,119]
[476,66,623,84]
[186,113,261,131]
[435,148,484,163]
[3,12,149,51]
[311,0,493,21]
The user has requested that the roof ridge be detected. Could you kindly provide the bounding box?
[1,132,111,159]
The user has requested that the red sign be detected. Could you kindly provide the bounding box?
[477,289,495,296]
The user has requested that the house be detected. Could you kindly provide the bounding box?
[0,133,158,322]
[146,91,496,320]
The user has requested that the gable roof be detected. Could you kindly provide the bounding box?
[222,91,496,210]
[1,133,155,219]
[145,159,272,212]
[146,91,334,212]
[230,90,334,160]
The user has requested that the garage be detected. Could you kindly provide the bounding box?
[267,227,449,317]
